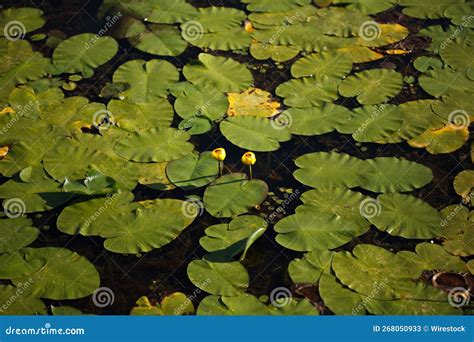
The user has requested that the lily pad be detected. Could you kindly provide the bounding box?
[220,116,291,152]
[440,205,474,257]
[174,85,228,121]
[187,259,249,296]
[128,24,187,56]
[112,59,179,103]
[453,170,474,204]
[13,247,100,300]
[114,128,194,162]
[368,193,441,239]
[291,51,353,79]
[408,124,469,154]
[288,250,334,283]
[242,0,311,12]
[52,34,118,78]
[227,88,280,118]
[0,285,46,315]
[250,42,299,62]
[275,211,368,251]
[0,7,45,36]
[203,173,268,218]
[166,152,219,190]
[100,199,197,254]
[0,217,39,253]
[183,54,253,92]
[338,69,403,104]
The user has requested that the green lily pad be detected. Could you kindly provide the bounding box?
[288,250,334,283]
[128,24,187,56]
[0,217,39,253]
[220,116,291,152]
[203,173,268,218]
[57,191,136,236]
[166,152,219,190]
[187,259,249,296]
[185,28,251,51]
[174,85,228,121]
[276,76,341,108]
[453,170,474,204]
[368,193,441,239]
[275,211,368,252]
[114,128,194,162]
[250,43,299,62]
[440,205,474,257]
[52,34,118,78]
[100,199,197,254]
[399,0,464,19]
[286,104,353,136]
[297,188,369,229]
[13,247,100,300]
[112,59,179,103]
[200,215,268,254]
[0,178,70,213]
[183,53,253,92]
[130,296,162,315]
[294,152,364,188]
[408,124,469,154]
[187,6,246,32]
[358,157,433,193]
[419,68,473,98]
[242,0,310,12]
[333,0,396,14]
[291,51,353,79]
[338,69,403,104]
[0,285,46,315]
[0,7,45,36]
[51,306,84,315]
[197,294,268,315]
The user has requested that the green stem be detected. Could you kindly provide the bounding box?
[219,161,223,177]
[249,165,253,180]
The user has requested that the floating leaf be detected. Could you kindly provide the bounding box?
[128,24,187,56]
[187,259,249,296]
[197,294,268,315]
[399,0,464,19]
[0,217,38,253]
[0,285,46,315]
[250,42,299,62]
[275,211,368,251]
[242,0,311,12]
[0,7,45,35]
[291,51,353,79]
[276,76,341,108]
[166,152,219,190]
[453,170,474,204]
[227,88,280,117]
[112,59,179,103]
[203,173,268,218]
[286,104,352,136]
[183,54,253,92]
[333,0,396,14]
[368,193,441,239]
[220,116,291,152]
[100,199,197,254]
[174,85,228,121]
[338,69,403,104]
[408,124,469,154]
[13,247,100,300]
[114,128,194,162]
[440,205,474,256]
[52,34,118,78]
[288,250,334,283]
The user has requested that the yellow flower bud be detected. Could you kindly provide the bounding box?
[212,148,226,161]
[241,151,256,166]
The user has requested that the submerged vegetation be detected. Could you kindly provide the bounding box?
[0,0,472,315]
